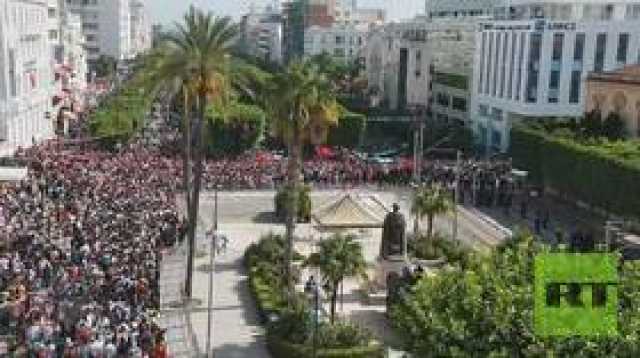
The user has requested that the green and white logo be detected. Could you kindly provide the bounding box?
[534,253,618,336]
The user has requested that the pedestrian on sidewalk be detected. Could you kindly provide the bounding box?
[542,209,550,230]
[520,200,528,219]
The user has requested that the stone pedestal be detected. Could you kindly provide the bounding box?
[374,255,408,289]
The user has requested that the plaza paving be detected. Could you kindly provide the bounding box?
[167,188,511,357]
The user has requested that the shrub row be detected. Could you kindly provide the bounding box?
[245,234,383,358]
[266,334,383,358]
[274,186,312,223]
[88,78,152,143]
[511,125,640,219]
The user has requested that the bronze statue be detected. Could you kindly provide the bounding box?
[380,203,406,259]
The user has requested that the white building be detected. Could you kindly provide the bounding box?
[0,0,55,154]
[426,0,509,19]
[64,0,150,70]
[470,1,640,153]
[240,7,284,64]
[304,22,370,61]
[130,0,151,56]
[365,21,431,110]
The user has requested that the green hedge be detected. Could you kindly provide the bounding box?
[248,268,288,320]
[88,83,152,148]
[205,102,266,157]
[327,112,366,148]
[510,125,640,218]
[275,185,312,222]
[267,335,384,358]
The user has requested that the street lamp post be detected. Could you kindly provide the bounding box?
[305,276,320,358]
[206,185,220,358]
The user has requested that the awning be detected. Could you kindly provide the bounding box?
[0,167,28,182]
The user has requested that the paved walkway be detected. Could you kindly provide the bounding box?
[190,220,274,357]
[159,246,199,357]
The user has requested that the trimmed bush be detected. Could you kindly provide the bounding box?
[409,232,473,268]
[511,124,640,219]
[267,335,384,358]
[274,185,311,223]
[88,77,152,144]
[204,102,266,157]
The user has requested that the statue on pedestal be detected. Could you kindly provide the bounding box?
[380,203,406,260]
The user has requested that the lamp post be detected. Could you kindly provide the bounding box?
[410,105,426,184]
[305,276,320,358]
[206,185,221,358]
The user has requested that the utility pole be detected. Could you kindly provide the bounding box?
[206,185,220,358]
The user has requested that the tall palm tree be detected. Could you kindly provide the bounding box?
[412,184,453,240]
[304,233,367,323]
[142,6,240,299]
[267,60,340,299]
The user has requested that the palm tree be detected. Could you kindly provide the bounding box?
[304,233,367,323]
[141,6,241,299]
[267,60,340,299]
[411,184,453,240]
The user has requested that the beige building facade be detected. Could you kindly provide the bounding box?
[585,65,640,138]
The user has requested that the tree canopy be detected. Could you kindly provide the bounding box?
[392,233,640,356]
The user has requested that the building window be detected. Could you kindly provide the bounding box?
[493,33,501,96]
[574,33,585,61]
[491,107,503,121]
[8,49,16,97]
[617,33,629,64]
[49,30,58,40]
[604,4,615,20]
[486,32,494,95]
[335,36,344,45]
[479,104,489,116]
[508,32,516,98]
[492,130,502,147]
[548,70,560,103]
[478,32,487,93]
[627,4,640,19]
[500,32,509,98]
[594,33,607,72]
[569,70,581,103]
[526,33,542,103]
[452,97,467,112]
[333,48,345,57]
[552,33,564,62]
[516,32,525,101]
[437,93,450,107]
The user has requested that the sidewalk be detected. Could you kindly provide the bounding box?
[159,245,200,357]
[189,224,272,358]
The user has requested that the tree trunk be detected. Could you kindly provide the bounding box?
[284,117,301,304]
[330,282,339,324]
[185,91,206,299]
[427,215,434,240]
[183,90,192,214]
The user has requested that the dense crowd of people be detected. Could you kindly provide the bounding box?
[0,140,182,356]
